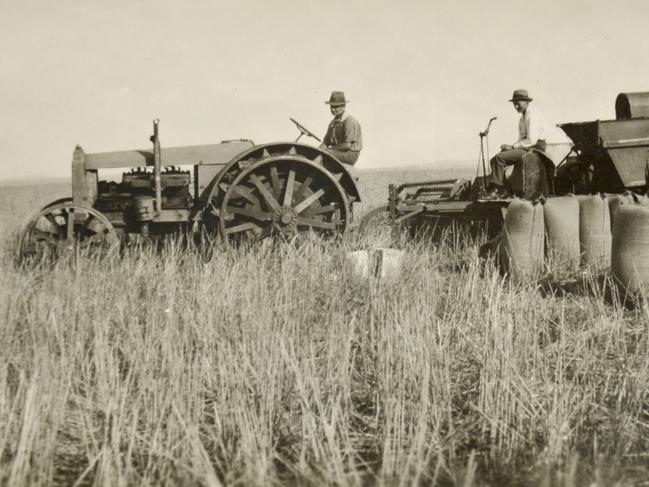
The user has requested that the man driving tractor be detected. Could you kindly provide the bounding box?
[320,91,363,170]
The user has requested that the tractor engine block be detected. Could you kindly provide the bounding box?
[96,167,192,211]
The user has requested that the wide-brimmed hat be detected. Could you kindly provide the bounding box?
[509,89,533,102]
[325,91,348,106]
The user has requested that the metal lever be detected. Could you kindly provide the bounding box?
[480,117,497,137]
[478,117,497,194]
[152,119,162,213]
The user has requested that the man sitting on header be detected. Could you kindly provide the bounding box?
[489,89,547,195]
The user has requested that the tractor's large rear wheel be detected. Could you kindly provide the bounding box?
[217,156,350,245]
[17,202,118,264]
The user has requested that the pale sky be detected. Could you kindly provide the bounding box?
[2,0,649,180]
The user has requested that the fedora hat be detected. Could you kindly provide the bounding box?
[509,89,533,102]
[325,91,348,106]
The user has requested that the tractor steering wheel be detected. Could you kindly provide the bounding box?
[290,118,321,143]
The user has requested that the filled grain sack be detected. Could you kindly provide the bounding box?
[543,196,580,266]
[607,194,625,231]
[500,199,544,277]
[506,151,550,199]
[579,194,611,267]
[607,193,636,231]
[611,204,649,294]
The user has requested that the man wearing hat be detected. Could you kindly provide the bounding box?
[320,91,363,167]
[489,89,547,194]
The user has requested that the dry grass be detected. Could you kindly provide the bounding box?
[1,169,649,485]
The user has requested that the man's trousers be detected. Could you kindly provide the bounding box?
[325,148,360,166]
[490,148,527,187]
[325,149,360,180]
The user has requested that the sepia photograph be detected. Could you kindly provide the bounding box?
[2,0,649,484]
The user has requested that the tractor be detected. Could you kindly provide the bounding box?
[17,119,360,262]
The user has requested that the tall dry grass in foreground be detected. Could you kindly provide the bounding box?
[1,231,649,486]
[1,169,649,485]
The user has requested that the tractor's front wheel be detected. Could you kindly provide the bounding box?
[17,202,118,264]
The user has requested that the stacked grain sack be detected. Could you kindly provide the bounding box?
[500,199,544,277]
[611,200,649,295]
[498,193,649,289]
[543,196,580,268]
[607,193,629,230]
[579,194,611,267]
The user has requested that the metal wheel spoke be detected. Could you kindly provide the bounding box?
[44,213,65,237]
[225,206,273,221]
[249,174,281,211]
[310,205,336,215]
[31,227,59,243]
[224,222,263,235]
[283,169,296,207]
[270,165,281,200]
[294,188,325,214]
[66,210,75,240]
[293,175,313,203]
[232,185,261,207]
[79,233,106,247]
[295,216,337,230]
[221,183,262,207]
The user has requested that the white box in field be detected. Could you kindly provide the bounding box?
[375,248,403,280]
[346,248,403,280]
[346,250,372,278]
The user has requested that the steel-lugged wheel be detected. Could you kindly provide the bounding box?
[358,206,389,234]
[204,142,359,206]
[357,205,409,247]
[17,202,118,263]
[218,156,350,245]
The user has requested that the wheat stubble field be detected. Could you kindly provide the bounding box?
[0,168,649,486]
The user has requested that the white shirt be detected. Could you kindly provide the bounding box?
[512,105,546,149]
